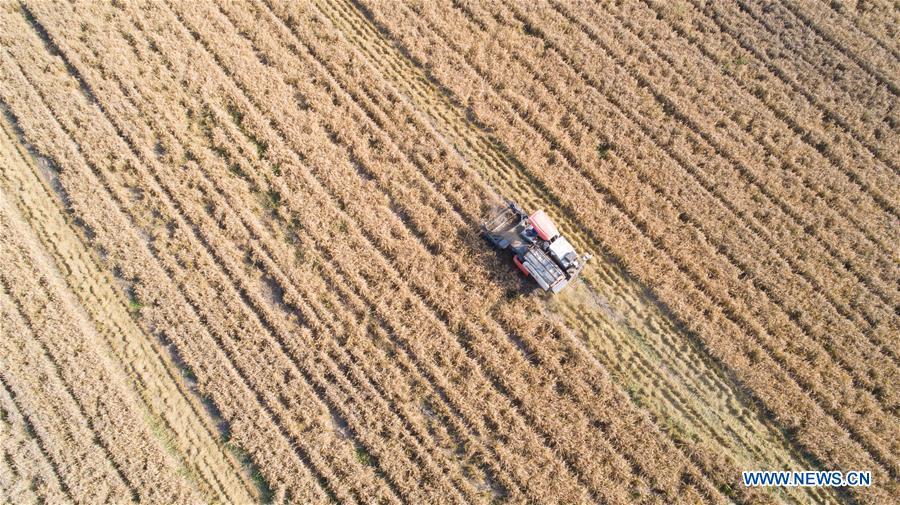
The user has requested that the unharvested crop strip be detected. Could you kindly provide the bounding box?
[636,0,900,304]
[578,0,900,310]
[728,0,900,154]
[729,0,898,168]
[820,0,900,60]
[777,0,900,98]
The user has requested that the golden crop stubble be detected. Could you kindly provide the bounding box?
[0,365,68,503]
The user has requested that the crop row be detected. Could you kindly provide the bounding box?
[438,0,892,436]
[670,0,900,212]
[588,0,899,308]
[493,0,900,338]
[707,0,898,162]
[636,0,899,307]
[0,368,69,503]
[776,0,900,103]
[13,7,423,502]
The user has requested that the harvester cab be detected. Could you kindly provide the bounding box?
[482,199,591,293]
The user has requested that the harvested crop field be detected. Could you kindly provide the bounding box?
[0,0,896,503]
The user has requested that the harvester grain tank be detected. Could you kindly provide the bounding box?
[482,199,591,293]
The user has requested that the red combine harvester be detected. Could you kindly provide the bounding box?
[482,199,591,293]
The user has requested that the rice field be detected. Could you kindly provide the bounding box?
[0,1,896,503]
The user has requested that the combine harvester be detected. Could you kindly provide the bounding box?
[483,199,591,293]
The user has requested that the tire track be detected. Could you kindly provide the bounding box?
[0,278,138,503]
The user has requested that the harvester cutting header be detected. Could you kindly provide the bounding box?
[482,199,591,293]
